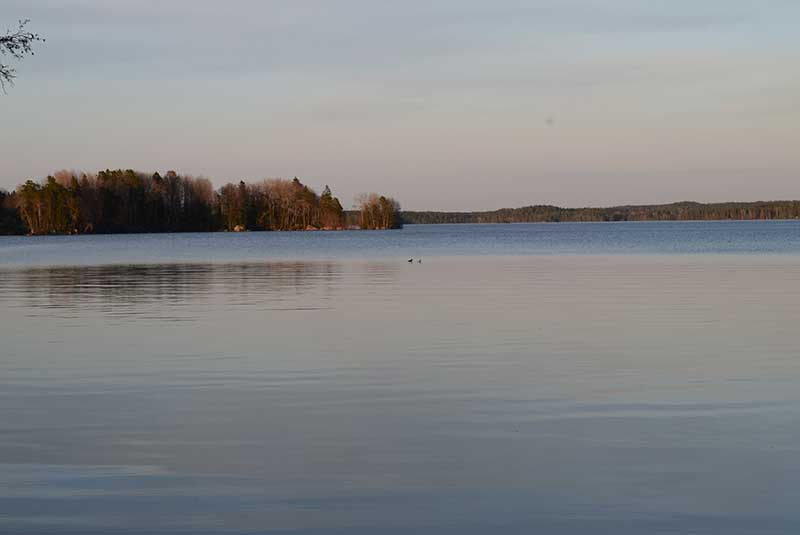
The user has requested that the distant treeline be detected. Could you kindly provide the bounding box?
[401,201,800,225]
[0,169,402,235]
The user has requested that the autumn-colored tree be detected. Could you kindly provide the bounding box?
[356,193,402,229]
[9,170,401,235]
[16,181,44,234]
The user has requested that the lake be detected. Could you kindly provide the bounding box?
[2,222,800,534]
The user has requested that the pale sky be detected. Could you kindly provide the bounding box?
[1,1,798,210]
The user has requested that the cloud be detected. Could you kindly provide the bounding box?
[1,0,798,208]
[6,0,754,78]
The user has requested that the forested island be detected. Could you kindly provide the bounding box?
[0,169,401,235]
[3,170,800,236]
[401,201,800,224]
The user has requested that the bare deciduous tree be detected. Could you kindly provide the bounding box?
[1,19,44,91]
[356,193,401,230]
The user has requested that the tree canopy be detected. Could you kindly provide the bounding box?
[401,201,800,225]
[1,169,401,235]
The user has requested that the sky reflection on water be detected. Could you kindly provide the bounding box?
[2,230,800,533]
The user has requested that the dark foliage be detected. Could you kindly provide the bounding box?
[0,189,24,234]
[5,169,398,235]
[401,201,800,225]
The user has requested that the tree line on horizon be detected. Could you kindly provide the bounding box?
[0,169,402,235]
[400,201,800,224]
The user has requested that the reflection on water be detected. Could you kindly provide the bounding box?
[3,256,800,534]
[4,220,800,269]
[1,262,399,321]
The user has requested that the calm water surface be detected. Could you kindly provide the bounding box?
[2,220,800,266]
[2,223,800,534]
